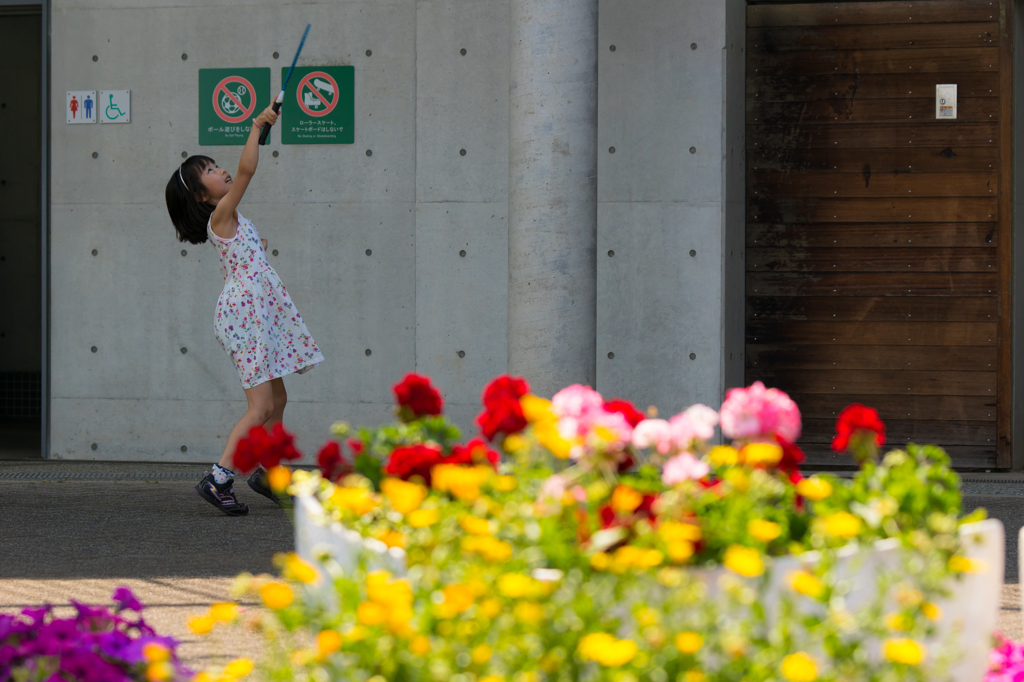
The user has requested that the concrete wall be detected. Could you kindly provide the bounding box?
[596,0,744,416]
[49,0,740,461]
[49,0,509,460]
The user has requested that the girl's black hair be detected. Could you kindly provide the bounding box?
[165,155,217,244]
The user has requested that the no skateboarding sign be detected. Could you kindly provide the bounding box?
[198,68,270,145]
[282,66,353,144]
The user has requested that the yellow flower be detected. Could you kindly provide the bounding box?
[674,631,703,654]
[410,636,431,656]
[378,530,406,548]
[460,515,492,536]
[514,602,546,624]
[534,420,576,459]
[788,571,825,599]
[145,662,172,681]
[883,638,926,665]
[780,652,818,682]
[407,508,439,527]
[590,552,611,571]
[659,520,703,543]
[707,445,740,466]
[492,474,518,491]
[885,612,913,632]
[723,545,764,578]
[579,633,637,667]
[921,602,943,621]
[602,638,638,667]
[142,642,170,663]
[795,477,832,501]
[499,573,538,598]
[502,434,527,453]
[461,535,513,562]
[472,643,493,664]
[432,464,492,501]
[366,571,414,609]
[666,540,695,564]
[822,512,862,539]
[187,614,214,635]
[357,600,388,626]
[192,673,213,682]
[611,485,644,513]
[610,546,663,572]
[723,467,749,492]
[683,671,705,682]
[741,442,783,466]
[316,630,343,658]
[329,487,379,516]
[748,519,782,543]
[224,659,254,678]
[208,602,240,623]
[479,598,502,619]
[437,583,475,618]
[521,394,554,423]
[948,555,987,574]
[259,582,294,610]
[267,465,291,492]
[479,677,505,682]
[283,553,318,584]
[382,477,428,514]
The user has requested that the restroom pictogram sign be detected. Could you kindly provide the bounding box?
[198,68,270,146]
[296,71,339,117]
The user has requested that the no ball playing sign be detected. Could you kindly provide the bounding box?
[198,68,271,145]
[281,66,354,145]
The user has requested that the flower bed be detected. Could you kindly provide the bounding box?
[194,374,1005,682]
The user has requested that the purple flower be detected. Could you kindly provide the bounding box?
[111,587,145,613]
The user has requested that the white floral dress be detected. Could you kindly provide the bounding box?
[207,212,324,389]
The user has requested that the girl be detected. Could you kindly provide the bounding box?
[164,105,325,516]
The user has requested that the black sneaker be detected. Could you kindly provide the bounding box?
[247,467,284,507]
[194,473,249,516]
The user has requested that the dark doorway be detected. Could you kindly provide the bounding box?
[0,8,43,459]
[745,1,1013,470]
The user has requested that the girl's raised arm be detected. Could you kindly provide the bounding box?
[210,106,278,237]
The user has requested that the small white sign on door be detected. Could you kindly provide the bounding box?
[66,91,96,124]
[936,84,957,120]
[99,90,131,123]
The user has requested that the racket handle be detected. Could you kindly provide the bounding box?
[258,94,284,146]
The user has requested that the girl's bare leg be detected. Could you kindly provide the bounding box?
[217,381,275,469]
[265,377,287,428]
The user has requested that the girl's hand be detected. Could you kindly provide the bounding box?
[261,238,268,251]
[253,106,279,129]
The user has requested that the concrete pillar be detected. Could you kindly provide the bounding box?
[507,0,598,397]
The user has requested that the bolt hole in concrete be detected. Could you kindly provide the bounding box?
[608,250,614,257]
[460,149,466,156]
[181,53,187,61]
[607,352,615,359]
[272,151,279,158]
[689,147,696,154]
[90,346,97,353]
[457,350,465,358]
[91,152,98,159]
[180,348,187,354]
[181,250,187,257]
[365,349,372,356]
[273,51,279,59]
[608,147,615,154]
[460,48,467,56]
[91,443,97,451]
[181,445,187,452]
[689,353,696,360]
[272,249,279,256]
[691,43,697,50]
[609,45,616,51]
[459,250,466,257]
[690,250,696,257]
[91,249,97,256]
[181,151,187,158]
[92,55,97,62]
[365,49,372,57]
[366,150,372,157]
[365,249,372,256]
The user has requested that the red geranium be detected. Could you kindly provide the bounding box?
[317,441,352,482]
[604,398,646,428]
[448,438,501,468]
[476,374,530,441]
[831,404,886,452]
[776,436,806,476]
[393,373,444,422]
[384,443,444,484]
[347,438,364,456]
[232,423,303,473]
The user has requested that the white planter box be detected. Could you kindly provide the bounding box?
[295,494,1003,682]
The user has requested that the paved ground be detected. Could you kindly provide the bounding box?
[1,461,1023,671]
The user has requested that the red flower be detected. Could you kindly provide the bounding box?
[317,441,352,482]
[447,438,500,468]
[384,444,444,484]
[232,423,303,473]
[393,373,444,422]
[347,438,364,456]
[476,375,530,441]
[604,398,646,428]
[776,436,806,476]
[831,404,886,452]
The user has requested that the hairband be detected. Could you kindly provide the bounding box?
[178,165,189,191]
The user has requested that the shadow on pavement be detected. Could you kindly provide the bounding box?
[0,479,293,579]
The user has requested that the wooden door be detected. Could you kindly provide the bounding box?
[745,0,1012,469]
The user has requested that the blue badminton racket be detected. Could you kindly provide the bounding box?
[259,23,311,145]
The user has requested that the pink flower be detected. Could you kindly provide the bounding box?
[632,419,673,453]
[683,404,719,441]
[719,381,801,443]
[552,384,607,437]
[662,452,710,486]
[539,474,567,502]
